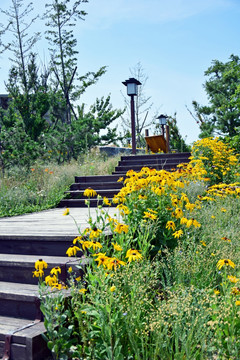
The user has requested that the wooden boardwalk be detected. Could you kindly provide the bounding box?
[0,206,119,360]
[0,207,119,236]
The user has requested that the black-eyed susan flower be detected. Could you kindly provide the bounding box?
[107,257,126,271]
[126,249,142,262]
[111,242,123,251]
[45,275,58,286]
[114,223,129,234]
[35,259,48,271]
[228,275,239,283]
[91,241,103,251]
[73,236,82,244]
[143,211,157,220]
[50,267,61,276]
[166,221,176,231]
[231,287,240,295]
[172,229,183,238]
[103,197,111,206]
[83,188,97,197]
[217,259,236,270]
[66,245,81,257]
[173,207,184,218]
[79,288,87,294]
[33,269,44,278]
[79,240,93,251]
[221,236,231,243]
[63,208,70,216]
[89,228,102,240]
[93,253,108,267]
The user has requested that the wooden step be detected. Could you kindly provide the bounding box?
[70,181,123,190]
[75,174,125,183]
[0,254,85,285]
[120,152,191,161]
[0,316,51,360]
[0,282,40,320]
[64,189,121,199]
[58,198,116,208]
[0,235,76,256]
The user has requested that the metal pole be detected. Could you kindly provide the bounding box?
[165,125,170,153]
[145,129,149,153]
[130,95,136,155]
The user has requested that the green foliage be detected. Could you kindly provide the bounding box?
[191,54,240,138]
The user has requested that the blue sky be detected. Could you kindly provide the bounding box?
[1,0,240,144]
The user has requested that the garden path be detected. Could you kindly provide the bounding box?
[0,207,119,236]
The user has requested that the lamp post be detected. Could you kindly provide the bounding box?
[157,114,167,138]
[122,77,142,155]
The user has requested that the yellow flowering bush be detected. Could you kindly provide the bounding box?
[189,137,239,184]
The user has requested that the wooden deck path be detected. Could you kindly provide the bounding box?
[0,207,119,236]
[0,207,118,360]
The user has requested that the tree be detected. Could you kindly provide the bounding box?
[189,54,240,138]
[121,62,154,147]
[0,0,40,93]
[44,0,106,124]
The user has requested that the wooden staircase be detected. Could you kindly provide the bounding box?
[0,235,83,360]
[0,151,190,359]
[58,152,191,208]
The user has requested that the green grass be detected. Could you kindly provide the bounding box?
[0,151,120,217]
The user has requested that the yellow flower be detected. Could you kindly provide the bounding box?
[50,266,61,275]
[117,177,124,182]
[79,240,92,251]
[235,300,240,306]
[35,259,48,271]
[103,197,111,206]
[228,275,239,283]
[217,259,236,270]
[91,241,103,251]
[114,223,129,234]
[66,245,81,257]
[221,236,231,243]
[173,207,184,218]
[110,286,116,292]
[200,240,207,247]
[172,229,183,238]
[73,236,82,244]
[63,208,70,216]
[143,211,157,220]
[89,228,102,240]
[83,188,97,197]
[166,221,176,231]
[126,249,143,262]
[107,257,126,271]
[180,217,188,225]
[221,207,227,212]
[112,242,123,251]
[79,288,87,294]
[211,215,216,219]
[214,289,220,295]
[185,203,195,212]
[45,275,57,286]
[68,266,73,273]
[75,276,81,282]
[33,269,44,278]
[93,253,109,267]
